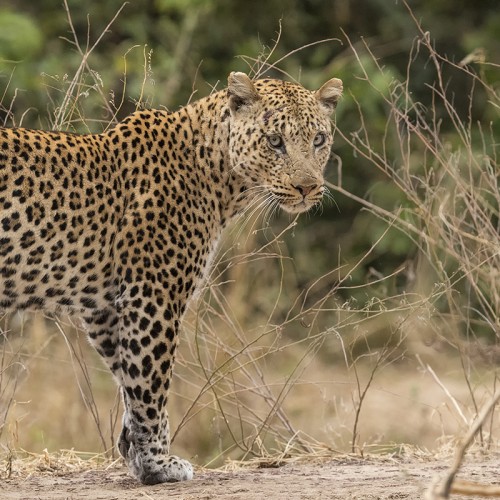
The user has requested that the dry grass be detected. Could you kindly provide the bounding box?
[1,448,119,480]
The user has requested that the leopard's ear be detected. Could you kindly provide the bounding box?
[227,72,261,114]
[314,77,343,114]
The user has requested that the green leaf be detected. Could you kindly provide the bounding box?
[0,10,43,61]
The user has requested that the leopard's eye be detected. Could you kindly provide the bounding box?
[268,134,284,150]
[313,132,326,148]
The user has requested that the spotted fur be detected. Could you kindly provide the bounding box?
[0,72,342,484]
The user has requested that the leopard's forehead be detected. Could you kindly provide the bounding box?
[254,78,316,105]
[253,78,328,130]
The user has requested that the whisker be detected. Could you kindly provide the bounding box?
[265,199,281,227]
[242,195,275,240]
[323,186,340,212]
[231,192,273,241]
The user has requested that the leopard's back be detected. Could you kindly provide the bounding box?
[0,127,120,313]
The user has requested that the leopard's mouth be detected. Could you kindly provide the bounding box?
[278,197,321,214]
[267,184,324,214]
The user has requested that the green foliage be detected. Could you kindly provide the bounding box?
[0,10,42,61]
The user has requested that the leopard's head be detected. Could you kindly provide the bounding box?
[226,72,342,214]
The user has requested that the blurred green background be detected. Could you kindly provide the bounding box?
[0,0,499,334]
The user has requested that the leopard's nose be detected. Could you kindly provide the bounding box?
[292,183,317,197]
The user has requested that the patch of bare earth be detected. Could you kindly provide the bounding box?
[2,456,500,499]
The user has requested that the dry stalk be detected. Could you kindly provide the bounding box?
[55,318,118,455]
[425,389,500,499]
[54,0,127,130]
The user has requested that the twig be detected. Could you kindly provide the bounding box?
[425,388,500,499]
[55,0,127,129]
[416,358,468,426]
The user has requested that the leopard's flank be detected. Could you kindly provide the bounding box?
[0,72,343,484]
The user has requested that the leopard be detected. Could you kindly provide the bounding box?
[0,71,343,484]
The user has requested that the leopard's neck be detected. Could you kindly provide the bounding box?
[184,92,249,226]
[106,93,250,230]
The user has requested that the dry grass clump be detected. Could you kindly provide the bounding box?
[1,448,118,479]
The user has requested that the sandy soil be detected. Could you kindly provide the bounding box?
[2,456,500,500]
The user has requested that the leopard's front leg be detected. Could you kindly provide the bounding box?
[110,204,208,484]
[83,305,190,483]
[116,303,193,484]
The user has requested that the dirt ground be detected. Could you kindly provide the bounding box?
[2,456,500,500]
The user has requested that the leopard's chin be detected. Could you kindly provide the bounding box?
[280,199,320,214]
